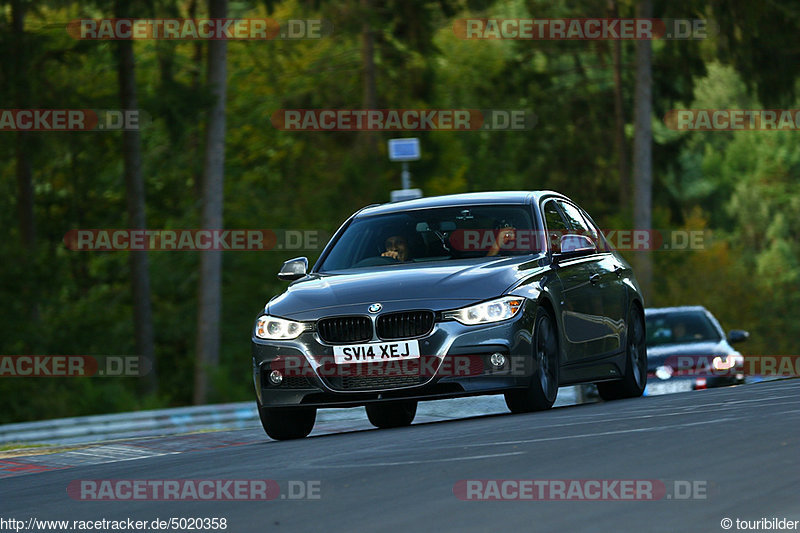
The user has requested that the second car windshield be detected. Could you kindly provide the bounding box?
[318,205,540,271]
[645,311,722,347]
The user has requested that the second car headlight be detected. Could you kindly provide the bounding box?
[443,296,525,325]
[255,315,309,340]
[712,354,743,371]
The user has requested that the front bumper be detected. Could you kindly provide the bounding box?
[252,305,536,408]
[644,374,743,396]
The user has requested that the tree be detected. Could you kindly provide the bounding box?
[712,0,800,107]
[115,0,157,395]
[608,0,630,212]
[11,0,38,331]
[194,0,229,404]
[359,0,378,151]
[632,0,653,299]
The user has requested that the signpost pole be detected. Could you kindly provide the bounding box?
[388,138,422,202]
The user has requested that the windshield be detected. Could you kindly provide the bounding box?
[645,311,723,347]
[318,205,540,272]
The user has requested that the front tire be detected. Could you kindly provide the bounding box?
[258,404,316,440]
[597,304,647,401]
[505,306,560,413]
[365,400,417,429]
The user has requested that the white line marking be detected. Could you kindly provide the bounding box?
[314,451,526,468]
[411,398,800,447]
[461,418,737,448]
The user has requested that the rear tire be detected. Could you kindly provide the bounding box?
[258,404,316,440]
[505,306,560,413]
[365,400,417,429]
[597,304,647,401]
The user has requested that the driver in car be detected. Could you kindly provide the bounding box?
[487,225,516,256]
[381,235,410,261]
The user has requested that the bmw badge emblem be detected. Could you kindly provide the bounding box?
[368,303,382,313]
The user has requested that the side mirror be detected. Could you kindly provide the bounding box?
[554,234,596,263]
[727,329,749,344]
[278,257,308,281]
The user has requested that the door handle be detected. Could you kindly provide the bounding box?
[589,273,601,284]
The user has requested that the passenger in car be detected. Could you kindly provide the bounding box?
[381,235,410,261]
[487,225,516,256]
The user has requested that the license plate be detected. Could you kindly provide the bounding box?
[333,340,420,364]
[645,380,694,396]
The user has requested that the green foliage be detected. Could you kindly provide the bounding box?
[1,0,799,422]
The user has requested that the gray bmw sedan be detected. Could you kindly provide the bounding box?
[252,191,646,439]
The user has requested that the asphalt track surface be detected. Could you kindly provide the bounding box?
[3,379,799,533]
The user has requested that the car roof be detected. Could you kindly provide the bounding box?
[645,306,710,316]
[356,190,566,217]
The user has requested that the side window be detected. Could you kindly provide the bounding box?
[543,200,568,231]
[557,200,605,252]
[542,200,569,253]
[577,208,609,252]
[557,201,591,234]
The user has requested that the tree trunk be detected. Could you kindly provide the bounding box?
[189,0,205,198]
[608,0,630,212]
[15,137,34,249]
[361,0,377,110]
[12,0,38,333]
[360,0,378,151]
[116,0,157,394]
[194,0,229,404]
[12,0,34,251]
[632,0,653,300]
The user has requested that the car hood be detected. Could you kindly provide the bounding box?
[266,256,545,320]
[646,341,732,370]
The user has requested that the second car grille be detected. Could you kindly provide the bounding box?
[317,316,372,344]
[376,311,435,340]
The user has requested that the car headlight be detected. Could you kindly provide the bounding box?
[655,365,673,380]
[712,354,742,371]
[255,315,309,340]
[443,297,525,325]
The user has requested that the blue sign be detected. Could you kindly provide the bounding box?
[388,138,421,161]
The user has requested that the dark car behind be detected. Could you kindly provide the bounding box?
[644,306,748,395]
